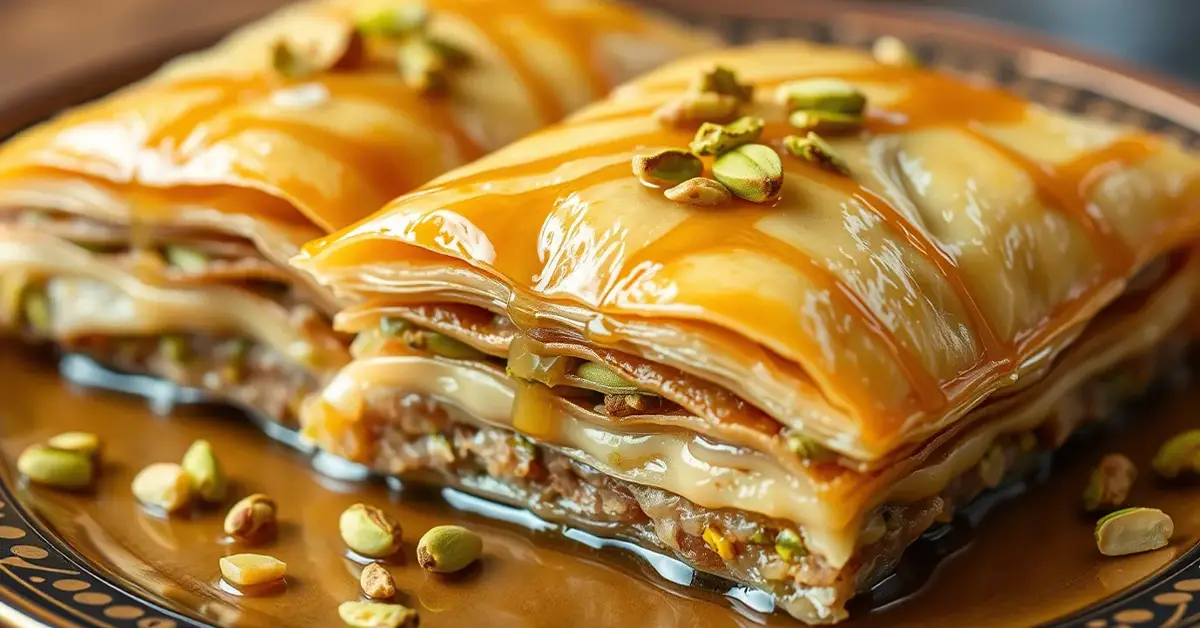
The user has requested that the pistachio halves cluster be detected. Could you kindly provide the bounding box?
[17,431,102,491]
[655,65,755,127]
[132,439,227,514]
[773,77,864,176]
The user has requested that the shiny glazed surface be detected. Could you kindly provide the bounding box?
[2,342,1199,627]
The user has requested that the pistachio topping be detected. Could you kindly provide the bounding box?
[872,35,920,68]
[702,527,736,561]
[788,110,863,135]
[654,92,740,128]
[163,246,208,273]
[663,177,732,207]
[417,524,483,573]
[1083,454,1137,512]
[181,439,227,503]
[397,38,448,93]
[691,65,754,102]
[1151,430,1200,479]
[22,288,50,334]
[632,149,703,188]
[423,332,487,360]
[689,117,765,156]
[1095,507,1173,557]
[131,462,193,513]
[46,432,101,459]
[338,600,418,628]
[775,78,867,114]
[340,504,403,558]
[774,528,807,562]
[379,316,412,336]
[783,132,852,176]
[711,144,784,203]
[219,553,287,587]
[17,445,93,490]
[355,3,429,37]
[575,361,637,391]
[159,335,189,364]
[224,494,278,543]
[360,562,397,600]
[270,28,363,79]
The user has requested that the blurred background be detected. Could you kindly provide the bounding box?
[0,0,1196,115]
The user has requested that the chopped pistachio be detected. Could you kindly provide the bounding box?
[702,526,736,560]
[786,433,830,461]
[632,149,704,188]
[774,528,807,562]
[46,432,101,459]
[575,361,637,391]
[379,317,412,336]
[338,600,418,628]
[978,444,1006,489]
[181,439,227,503]
[663,177,732,207]
[1151,430,1200,479]
[787,110,862,135]
[747,531,771,545]
[270,29,363,78]
[689,65,754,103]
[398,38,448,93]
[163,246,208,273]
[224,494,278,543]
[270,40,309,79]
[417,524,483,573]
[22,288,50,334]
[783,133,852,176]
[425,332,487,360]
[689,117,765,156]
[1095,507,1173,557]
[426,37,470,68]
[360,562,396,600]
[654,92,740,127]
[159,335,189,364]
[872,35,920,68]
[219,553,287,587]
[355,3,429,37]
[775,78,866,114]
[17,445,93,490]
[340,504,402,558]
[131,462,193,513]
[711,144,783,203]
[1083,453,1137,513]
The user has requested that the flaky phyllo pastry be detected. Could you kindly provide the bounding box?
[0,0,711,423]
[295,41,1200,623]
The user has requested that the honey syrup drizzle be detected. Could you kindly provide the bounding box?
[371,61,1170,430]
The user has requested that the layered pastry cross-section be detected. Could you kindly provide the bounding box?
[0,0,712,425]
[297,42,1200,623]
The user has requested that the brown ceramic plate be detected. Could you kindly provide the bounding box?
[3,4,1200,627]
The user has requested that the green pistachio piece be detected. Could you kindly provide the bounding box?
[398,38,448,93]
[417,524,482,573]
[774,528,807,562]
[654,92,740,128]
[663,177,731,207]
[747,531,771,545]
[690,65,754,103]
[775,78,866,114]
[1082,453,1137,512]
[1152,430,1200,479]
[425,332,486,360]
[632,149,703,188]
[785,434,831,461]
[47,432,102,459]
[355,4,429,37]
[131,462,193,513]
[17,445,93,490]
[689,116,765,156]
[426,37,470,68]
[340,503,403,558]
[872,35,920,68]
[159,335,189,364]
[783,133,852,176]
[1095,507,1173,557]
[270,41,309,79]
[575,361,636,391]
[163,246,208,273]
[181,439,228,502]
[379,317,412,336]
[22,288,50,334]
[788,110,863,135]
[338,600,418,628]
[711,144,783,203]
[702,526,736,560]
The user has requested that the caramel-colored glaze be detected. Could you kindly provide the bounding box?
[300,42,1200,459]
[2,342,1199,626]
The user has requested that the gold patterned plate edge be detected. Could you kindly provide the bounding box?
[1,3,1200,627]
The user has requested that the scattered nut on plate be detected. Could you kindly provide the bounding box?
[1082,453,1137,512]
[417,524,482,573]
[340,503,403,558]
[224,494,278,543]
[181,439,228,503]
[219,553,287,587]
[131,463,192,513]
[1151,430,1200,479]
[17,444,94,490]
[359,562,396,600]
[338,600,418,628]
[1095,507,1174,557]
